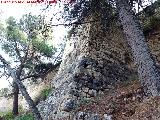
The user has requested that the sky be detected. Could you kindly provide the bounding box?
[0,1,67,89]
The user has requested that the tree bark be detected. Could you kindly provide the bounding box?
[14,77,42,120]
[12,82,19,116]
[116,0,160,96]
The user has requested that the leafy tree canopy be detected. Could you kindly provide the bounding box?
[2,14,56,61]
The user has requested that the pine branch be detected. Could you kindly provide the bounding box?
[20,73,43,81]
[50,20,98,27]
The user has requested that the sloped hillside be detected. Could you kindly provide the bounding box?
[37,5,160,120]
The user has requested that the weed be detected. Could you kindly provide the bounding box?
[34,87,53,105]
[41,87,52,98]
[14,113,34,120]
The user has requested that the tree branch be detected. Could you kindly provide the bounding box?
[0,55,9,66]
[13,39,22,62]
[6,77,14,87]
[50,20,98,27]
[20,73,43,81]
[0,72,6,78]
[22,44,30,64]
[17,44,31,78]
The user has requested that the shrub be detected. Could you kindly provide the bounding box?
[34,87,53,105]
[41,87,52,98]
[0,88,10,97]
[14,113,34,120]
[2,111,14,120]
[143,16,160,35]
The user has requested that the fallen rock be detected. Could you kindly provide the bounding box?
[61,99,76,112]
[75,112,100,120]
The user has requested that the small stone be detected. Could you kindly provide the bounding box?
[86,93,90,98]
[103,114,112,120]
[54,111,57,114]
[132,96,136,101]
[98,90,104,95]
[77,112,88,119]
[89,89,97,97]
[108,108,114,114]
[69,89,79,97]
[89,114,100,120]
[107,85,114,89]
[82,92,87,97]
[83,87,89,93]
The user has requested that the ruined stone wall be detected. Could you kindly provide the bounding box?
[37,17,132,120]
[88,19,128,65]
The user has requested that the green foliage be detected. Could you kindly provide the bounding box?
[155,0,160,6]
[64,0,114,24]
[34,86,53,105]
[0,105,25,120]
[142,1,160,35]
[67,27,77,40]
[0,112,5,117]
[2,111,14,120]
[1,111,34,120]
[14,113,34,120]
[1,14,55,60]
[18,105,25,114]
[143,16,160,35]
[41,87,52,98]
[1,17,26,59]
[0,23,5,35]
[32,39,56,57]
[150,16,160,27]
[0,88,10,97]
[19,14,53,42]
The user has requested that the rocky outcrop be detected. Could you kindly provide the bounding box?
[37,17,133,119]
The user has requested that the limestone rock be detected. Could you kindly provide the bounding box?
[61,99,76,112]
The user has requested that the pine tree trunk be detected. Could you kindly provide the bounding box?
[116,0,160,96]
[12,82,19,116]
[14,77,42,120]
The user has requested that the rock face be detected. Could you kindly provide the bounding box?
[37,17,133,119]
